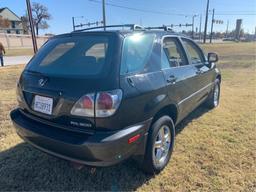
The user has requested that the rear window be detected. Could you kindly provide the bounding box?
[120,33,155,75]
[26,35,114,76]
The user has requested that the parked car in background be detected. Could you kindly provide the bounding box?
[10,24,221,174]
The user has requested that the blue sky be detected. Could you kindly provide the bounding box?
[1,0,256,35]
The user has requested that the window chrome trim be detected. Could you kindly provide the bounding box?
[180,37,207,63]
[120,33,157,75]
[178,83,213,106]
[160,35,189,69]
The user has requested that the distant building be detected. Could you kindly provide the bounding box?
[235,19,242,40]
[0,7,24,34]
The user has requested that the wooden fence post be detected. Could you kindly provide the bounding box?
[5,34,10,49]
[20,35,24,47]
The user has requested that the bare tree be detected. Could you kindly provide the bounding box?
[21,16,30,34]
[23,2,51,35]
[0,16,10,28]
[32,2,51,35]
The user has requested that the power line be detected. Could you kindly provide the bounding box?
[110,0,256,14]
[88,0,256,16]
[215,13,256,15]
[212,10,256,12]
[88,0,191,16]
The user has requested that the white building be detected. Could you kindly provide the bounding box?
[0,7,23,34]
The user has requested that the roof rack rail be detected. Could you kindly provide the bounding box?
[145,25,173,31]
[73,24,144,32]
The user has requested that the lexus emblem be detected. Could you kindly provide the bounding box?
[38,78,47,87]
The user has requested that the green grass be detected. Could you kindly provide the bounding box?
[0,43,255,191]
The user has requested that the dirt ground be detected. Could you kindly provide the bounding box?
[0,42,255,191]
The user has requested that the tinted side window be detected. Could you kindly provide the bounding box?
[121,34,155,75]
[162,37,188,68]
[161,49,170,69]
[182,38,205,64]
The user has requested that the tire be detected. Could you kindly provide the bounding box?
[205,79,220,109]
[141,116,175,174]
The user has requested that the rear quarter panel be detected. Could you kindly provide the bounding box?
[95,71,169,130]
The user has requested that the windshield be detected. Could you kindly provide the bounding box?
[26,35,114,76]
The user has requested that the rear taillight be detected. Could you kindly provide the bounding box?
[71,89,122,118]
[16,83,22,103]
[71,93,95,117]
[95,89,122,117]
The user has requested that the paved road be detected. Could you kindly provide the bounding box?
[3,55,33,66]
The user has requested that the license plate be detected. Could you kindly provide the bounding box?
[33,95,53,115]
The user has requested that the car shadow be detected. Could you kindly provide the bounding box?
[175,106,210,135]
[0,106,209,191]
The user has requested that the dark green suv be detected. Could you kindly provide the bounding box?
[10,25,221,174]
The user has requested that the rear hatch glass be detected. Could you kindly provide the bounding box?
[20,34,116,131]
[26,34,115,77]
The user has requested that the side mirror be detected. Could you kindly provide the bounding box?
[208,52,219,63]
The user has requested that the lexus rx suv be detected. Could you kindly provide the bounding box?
[10,24,221,174]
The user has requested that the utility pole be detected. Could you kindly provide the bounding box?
[192,15,199,39]
[71,16,85,31]
[186,15,198,39]
[72,17,75,31]
[192,15,195,39]
[203,0,210,43]
[199,14,202,42]
[102,0,106,30]
[139,18,142,26]
[26,0,38,54]
[74,21,103,29]
[210,9,215,43]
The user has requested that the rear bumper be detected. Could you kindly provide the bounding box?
[10,109,151,167]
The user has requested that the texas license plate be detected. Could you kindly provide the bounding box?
[33,95,53,115]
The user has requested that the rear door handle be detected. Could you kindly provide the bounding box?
[167,75,177,84]
[127,77,135,87]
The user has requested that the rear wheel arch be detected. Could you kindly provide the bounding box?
[142,114,176,174]
[216,74,221,83]
[152,104,178,126]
